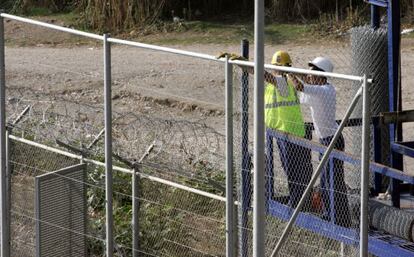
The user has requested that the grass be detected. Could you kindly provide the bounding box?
[5,10,312,47]
[4,10,100,47]
[139,20,312,45]
[26,8,80,28]
[25,7,53,16]
[402,31,414,39]
[47,12,79,26]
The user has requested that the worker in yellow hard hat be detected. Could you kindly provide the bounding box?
[224,50,313,208]
[271,50,292,66]
[263,51,313,208]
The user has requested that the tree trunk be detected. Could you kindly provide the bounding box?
[335,0,339,22]
[22,0,32,14]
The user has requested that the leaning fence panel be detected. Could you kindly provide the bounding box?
[232,60,365,256]
[35,163,87,257]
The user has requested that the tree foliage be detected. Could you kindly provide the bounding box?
[2,0,414,31]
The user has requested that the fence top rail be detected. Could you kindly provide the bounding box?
[1,12,366,82]
[231,59,367,82]
[107,38,219,62]
[0,13,104,40]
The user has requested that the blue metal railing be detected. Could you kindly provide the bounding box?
[263,128,414,257]
[367,0,388,8]
[266,129,414,185]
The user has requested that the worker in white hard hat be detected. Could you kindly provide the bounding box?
[291,57,351,227]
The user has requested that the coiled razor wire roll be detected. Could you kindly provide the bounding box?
[351,199,414,241]
[349,26,389,189]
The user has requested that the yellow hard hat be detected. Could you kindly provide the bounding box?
[271,51,292,66]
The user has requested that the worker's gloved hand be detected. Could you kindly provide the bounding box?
[216,52,230,59]
[216,52,247,61]
[229,53,247,61]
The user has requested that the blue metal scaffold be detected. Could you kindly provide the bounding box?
[239,0,414,256]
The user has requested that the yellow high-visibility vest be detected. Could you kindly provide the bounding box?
[264,78,305,138]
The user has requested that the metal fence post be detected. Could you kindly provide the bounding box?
[388,0,403,209]
[240,39,250,257]
[103,33,114,257]
[5,128,10,255]
[373,122,382,195]
[253,0,265,255]
[265,131,274,202]
[360,74,370,257]
[132,165,140,257]
[225,56,235,257]
[0,13,10,257]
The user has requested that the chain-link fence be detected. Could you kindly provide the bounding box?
[3,15,229,257]
[3,12,414,257]
[232,61,365,256]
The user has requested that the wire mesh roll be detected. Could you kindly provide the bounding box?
[350,197,385,224]
[349,26,390,189]
[352,199,414,241]
[368,199,385,224]
[371,201,414,242]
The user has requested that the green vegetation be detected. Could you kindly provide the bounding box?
[265,23,311,44]
[2,0,414,35]
[23,6,53,16]
[85,158,225,256]
[43,11,78,25]
[2,1,414,46]
[138,21,310,45]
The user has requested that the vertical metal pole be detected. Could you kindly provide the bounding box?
[103,33,113,257]
[265,131,274,201]
[373,122,382,195]
[225,56,235,257]
[388,0,402,208]
[253,0,265,255]
[329,159,336,224]
[0,14,10,257]
[360,75,370,257]
[132,166,140,257]
[371,5,380,29]
[5,129,10,256]
[240,39,250,257]
[370,0,383,199]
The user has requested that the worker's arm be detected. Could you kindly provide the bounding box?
[240,66,254,74]
[239,66,276,84]
[264,71,276,84]
[289,74,305,92]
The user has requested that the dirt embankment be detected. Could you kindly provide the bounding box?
[4,18,414,139]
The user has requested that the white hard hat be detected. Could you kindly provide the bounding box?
[308,57,334,73]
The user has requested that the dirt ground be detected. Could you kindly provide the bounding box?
[4,18,414,173]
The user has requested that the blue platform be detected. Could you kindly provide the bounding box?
[267,200,414,257]
[265,129,414,257]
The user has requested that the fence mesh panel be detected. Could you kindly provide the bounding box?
[7,15,414,257]
[232,59,363,256]
[5,25,228,256]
